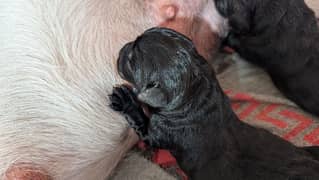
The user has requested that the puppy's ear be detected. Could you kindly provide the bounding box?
[117,43,135,82]
[137,82,168,108]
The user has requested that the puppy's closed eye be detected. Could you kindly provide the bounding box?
[137,82,168,109]
[146,81,160,89]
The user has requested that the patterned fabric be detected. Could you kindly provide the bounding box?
[227,90,319,146]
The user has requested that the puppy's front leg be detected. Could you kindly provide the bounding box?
[109,85,149,138]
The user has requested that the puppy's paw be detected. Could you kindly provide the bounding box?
[109,85,140,113]
[109,85,148,137]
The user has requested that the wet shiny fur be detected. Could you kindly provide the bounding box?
[110,28,319,180]
[214,0,319,116]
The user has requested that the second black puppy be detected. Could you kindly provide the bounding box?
[110,28,319,180]
[214,0,319,116]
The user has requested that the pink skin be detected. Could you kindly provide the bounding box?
[4,164,51,180]
[147,0,223,62]
[5,1,222,179]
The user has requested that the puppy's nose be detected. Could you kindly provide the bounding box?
[137,88,168,108]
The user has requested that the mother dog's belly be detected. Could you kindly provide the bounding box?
[0,0,152,179]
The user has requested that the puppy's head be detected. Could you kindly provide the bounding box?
[117,28,209,110]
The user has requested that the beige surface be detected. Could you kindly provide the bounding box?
[214,54,297,107]
[111,152,175,180]
[214,54,282,96]
[306,0,319,17]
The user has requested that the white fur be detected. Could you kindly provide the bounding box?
[0,0,156,179]
[200,0,229,37]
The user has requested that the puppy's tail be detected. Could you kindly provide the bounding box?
[302,146,319,161]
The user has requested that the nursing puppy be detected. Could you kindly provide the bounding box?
[110,28,319,180]
[213,0,319,116]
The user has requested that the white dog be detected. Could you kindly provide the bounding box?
[0,0,155,179]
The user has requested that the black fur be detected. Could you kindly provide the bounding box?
[214,0,319,116]
[110,27,319,180]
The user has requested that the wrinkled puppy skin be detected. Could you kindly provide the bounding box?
[213,0,319,116]
[110,27,319,180]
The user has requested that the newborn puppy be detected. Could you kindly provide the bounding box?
[214,0,319,116]
[110,27,319,180]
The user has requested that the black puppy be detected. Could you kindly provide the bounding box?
[109,28,319,180]
[214,0,319,116]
